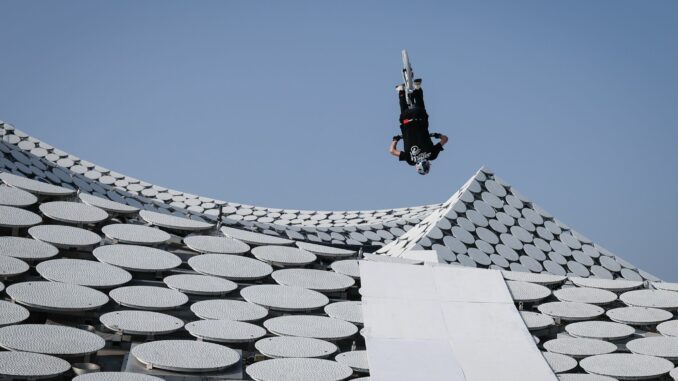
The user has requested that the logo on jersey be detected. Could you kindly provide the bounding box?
[409,146,431,163]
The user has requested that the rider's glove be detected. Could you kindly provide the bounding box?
[392,135,402,142]
[430,133,442,139]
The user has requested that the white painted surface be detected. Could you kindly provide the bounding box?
[400,250,442,263]
[360,261,558,381]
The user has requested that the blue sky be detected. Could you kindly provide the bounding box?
[1,1,676,280]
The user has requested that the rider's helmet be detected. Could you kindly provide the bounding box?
[415,160,431,175]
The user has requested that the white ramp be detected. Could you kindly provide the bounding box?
[360,261,558,381]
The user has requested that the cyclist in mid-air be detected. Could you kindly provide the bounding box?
[389,78,448,175]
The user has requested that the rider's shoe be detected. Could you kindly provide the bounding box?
[414,78,422,89]
[395,84,404,92]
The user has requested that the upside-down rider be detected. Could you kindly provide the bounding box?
[389,79,448,175]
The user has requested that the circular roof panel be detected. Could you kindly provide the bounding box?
[0,323,105,356]
[246,358,353,381]
[183,235,250,255]
[93,244,181,272]
[188,253,273,281]
[36,258,131,288]
[241,284,329,312]
[255,336,338,359]
[39,201,108,225]
[190,299,268,322]
[99,310,184,335]
[131,340,240,373]
[6,281,108,311]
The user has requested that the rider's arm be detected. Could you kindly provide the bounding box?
[389,139,401,158]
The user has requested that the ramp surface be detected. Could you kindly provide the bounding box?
[360,261,558,381]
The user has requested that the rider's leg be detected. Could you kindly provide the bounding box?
[398,89,408,113]
[411,87,426,110]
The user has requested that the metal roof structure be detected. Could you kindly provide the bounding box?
[0,120,676,380]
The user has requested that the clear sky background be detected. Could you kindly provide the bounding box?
[1,1,676,280]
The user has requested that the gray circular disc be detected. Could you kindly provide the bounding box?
[620,290,678,310]
[502,271,566,285]
[330,260,360,279]
[324,301,363,325]
[296,242,357,258]
[37,258,131,288]
[184,235,250,255]
[599,256,622,272]
[572,250,594,267]
[264,315,358,340]
[550,240,572,257]
[272,269,355,292]
[73,373,164,381]
[0,323,105,356]
[252,246,317,267]
[102,224,171,245]
[0,185,37,206]
[543,260,567,276]
[163,274,237,295]
[542,352,577,374]
[510,226,533,243]
[0,205,42,228]
[109,286,188,310]
[139,210,213,232]
[496,244,519,261]
[0,255,29,277]
[0,172,74,196]
[570,277,643,292]
[0,351,71,379]
[241,285,329,312]
[0,299,30,326]
[94,244,181,272]
[500,233,523,250]
[190,299,268,322]
[466,210,488,228]
[444,235,468,254]
[39,201,108,225]
[554,287,618,305]
[452,226,475,244]
[0,236,59,261]
[468,248,491,266]
[221,226,293,246]
[335,350,368,373]
[131,340,240,373]
[523,244,546,261]
[6,281,108,311]
[99,310,184,335]
[255,336,338,359]
[537,302,605,321]
[506,280,551,302]
[580,353,674,380]
[565,321,635,341]
[433,244,456,262]
[246,358,353,381]
[186,319,266,343]
[657,320,678,336]
[519,311,555,331]
[544,338,617,359]
[558,373,617,381]
[626,337,678,360]
[520,255,544,272]
[590,265,614,280]
[29,224,101,249]
[188,253,273,280]
[653,282,678,292]
[606,307,673,325]
[78,192,139,214]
